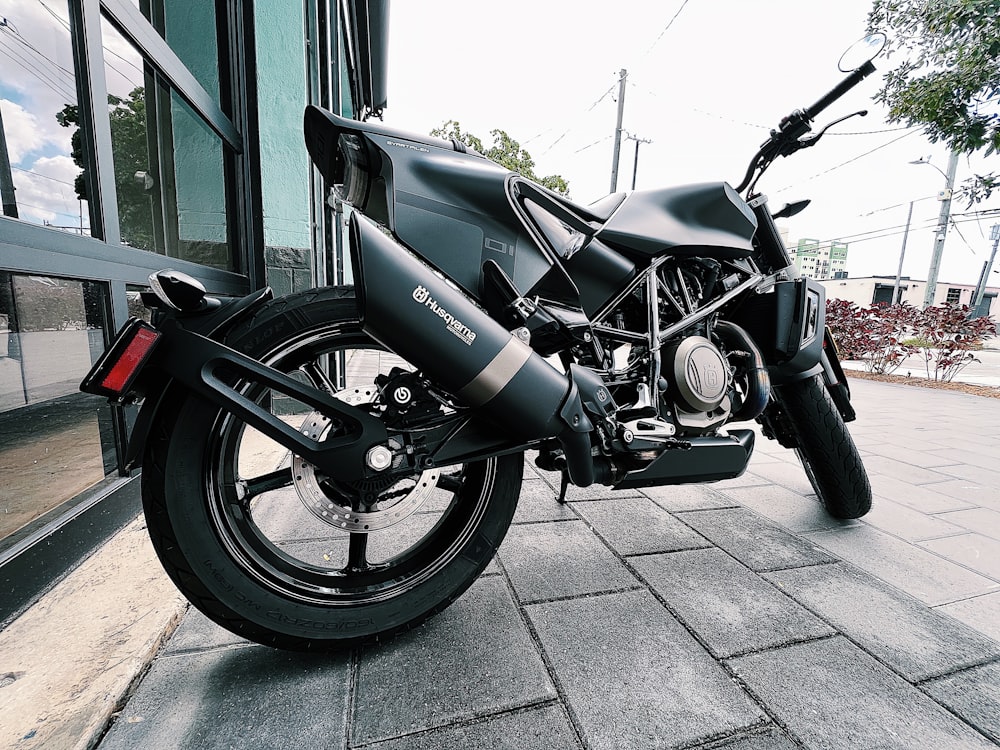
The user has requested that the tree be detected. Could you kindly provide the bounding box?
[868,0,1000,203]
[57,87,155,248]
[431,120,569,196]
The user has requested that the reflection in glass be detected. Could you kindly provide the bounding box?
[0,0,91,235]
[100,15,233,269]
[137,0,221,102]
[0,272,116,547]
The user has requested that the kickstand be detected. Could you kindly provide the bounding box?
[556,470,569,504]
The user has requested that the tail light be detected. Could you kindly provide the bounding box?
[332,133,371,208]
[80,319,161,400]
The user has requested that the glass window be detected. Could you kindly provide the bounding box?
[0,272,116,548]
[101,15,234,270]
[0,0,93,236]
[131,0,222,102]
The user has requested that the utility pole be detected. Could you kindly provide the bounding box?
[609,69,627,193]
[625,133,652,190]
[922,150,959,308]
[892,200,914,304]
[0,103,18,219]
[971,224,1000,316]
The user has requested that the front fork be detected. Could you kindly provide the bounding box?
[747,194,856,423]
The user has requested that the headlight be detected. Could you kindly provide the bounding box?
[332,133,371,207]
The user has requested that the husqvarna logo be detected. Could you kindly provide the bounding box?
[412,286,477,345]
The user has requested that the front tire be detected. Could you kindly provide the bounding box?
[771,375,872,519]
[142,287,522,650]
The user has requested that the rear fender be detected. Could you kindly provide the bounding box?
[123,288,273,470]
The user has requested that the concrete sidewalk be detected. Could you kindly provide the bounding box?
[6,379,1000,749]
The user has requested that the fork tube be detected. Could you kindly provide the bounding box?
[646,261,665,417]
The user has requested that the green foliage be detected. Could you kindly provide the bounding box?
[57,87,154,249]
[431,120,569,196]
[868,0,1000,202]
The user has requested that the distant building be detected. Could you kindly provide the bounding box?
[818,276,998,320]
[793,238,849,280]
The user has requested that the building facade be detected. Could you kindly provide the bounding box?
[819,276,998,319]
[793,238,849,280]
[0,0,388,621]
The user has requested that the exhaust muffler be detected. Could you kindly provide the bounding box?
[349,214,596,485]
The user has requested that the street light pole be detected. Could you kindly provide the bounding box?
[971,224,1000,316]
[915,151,959,308]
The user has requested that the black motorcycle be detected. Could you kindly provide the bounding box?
[81,35,884,650]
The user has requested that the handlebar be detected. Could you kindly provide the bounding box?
[736,59,878,194]
[804,60,876,121]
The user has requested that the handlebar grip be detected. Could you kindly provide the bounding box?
[804,61,875,121]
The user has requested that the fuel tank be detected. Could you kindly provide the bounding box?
[596,182,758,259]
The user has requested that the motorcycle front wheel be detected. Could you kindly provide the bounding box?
[771,374,872,519]
[142,286,522,651]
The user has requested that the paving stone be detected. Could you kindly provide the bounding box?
[709,470,772,490]
[710,727,801,750]
[860,455,957,485]
[936,508,1000,543]
[717,484,856,533]
[920,533,1000,580]
[868,474,976,514]
[931,462,999,486]
[936,591,1000,643]
[512,479,578,524]
[572,497,707,555]
[766,563,1000,681]
[929,446,1000,472]
[922,662,1000,744]
[861,441,960,468]
[362,704,581,750]
[351,576,555,745]
[805,525,1000,605]
[917,478,999,509]
[861,496,965,541]
[162,608,250,654]
[498,521,638,603]
[99,646,350,749]
[727,636,999,750]
[739,460,812,495]
[678,508,836,572]
[527,590,765,750]
[641,484,737,512]
[632,548,834,657]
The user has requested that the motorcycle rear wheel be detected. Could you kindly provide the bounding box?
[142,286,522,651]
[772,374,872,519]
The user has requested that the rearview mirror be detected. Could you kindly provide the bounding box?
[838,32,887,72]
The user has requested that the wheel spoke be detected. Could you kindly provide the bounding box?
[436,472,464,493]
[300,360,337,394]
[239,467,293,502]
[345,532,370,572]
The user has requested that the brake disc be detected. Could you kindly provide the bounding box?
[291,385,440,532]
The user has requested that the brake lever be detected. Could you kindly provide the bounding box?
[796,109,868,150]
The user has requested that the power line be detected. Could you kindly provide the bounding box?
[772,128,922,193]
[640,0,692,58]
[0,39,76,102]
[11,165,77,188]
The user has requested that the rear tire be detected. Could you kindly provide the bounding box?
[772,374,872,519]
[142,286,523,650]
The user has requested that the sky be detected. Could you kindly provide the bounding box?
[383,0,1000,290]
